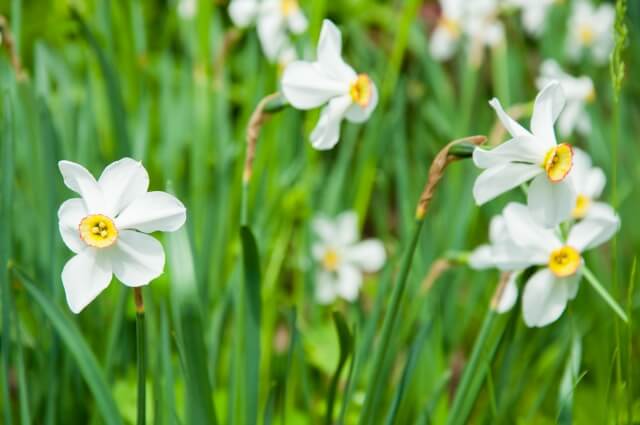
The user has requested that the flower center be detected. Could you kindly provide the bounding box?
[281,0,298,16]
[322,249,340,272]
[548,246,581,278]
[79,214,118,248]
[572,194,591,219]
[578,25,595,45]
[439,17,460,37]
[349,74,373,108]
[542,143,573,182]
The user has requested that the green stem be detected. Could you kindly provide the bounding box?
[241,182,248,227]
[583,266,628,323]
[446,309,497,425]
[134,288,146,425]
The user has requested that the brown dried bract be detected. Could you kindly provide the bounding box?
[243,92,282,183]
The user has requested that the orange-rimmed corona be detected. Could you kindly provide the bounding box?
[543,143,573,182]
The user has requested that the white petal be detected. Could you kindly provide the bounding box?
[111,230,165,287]
[58,198,87,254]
[564,269,582,300]
[281,61,348,109]
[98,158,149,217]
[309,95,352,150]
[586,201,616,221]
[315,270,337,305]
[58,161,105,214]
[336,264,362,302]
[503,202,560,255]
[472,163,542,205]
[287,9,308,34]
[468,245,494,269]
[345,240,386,272]
[345,81,378,123]
[257,11,287,61]
[488,98,531,138]
[472,136,545,169]
[316,20,357,82]
[495,273,519,314]
[530,81,565,148]
[522,268,568,327]
[429,25,460,61]
[312,216,338,243]
[115,191,187,233]
[62,249,112,314]
[336,211,359,245]
[527,175,576,228]
[492,241,547,269]
[228,0,258,27]
[584,167,606,199]
[567,215,620,251]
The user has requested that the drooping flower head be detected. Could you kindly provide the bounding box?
[58,158,187,313]
[536,59,594,137]
[311,211,385,304]
[228,0,308,63]
[281,19,378,150]
[566,0,614,64]
[473,81,577,227]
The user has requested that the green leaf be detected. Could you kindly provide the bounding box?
[325,311,354,425]
[15,269,123,425]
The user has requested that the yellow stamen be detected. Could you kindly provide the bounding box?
[548,246,581,277]
[281,0,298,16]
[439,17,461,37]
[349,74,373,108]
[79,214,118,248]
[543,143,573,182]
[322,249,340,272]
[572,194,591,219]
[578,25,595,45]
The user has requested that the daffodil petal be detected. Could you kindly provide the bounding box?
[111,230,165,287]
[336,264,362,302]
[488,98,530,139]
[316,19,357,82]
[527,174,576,228]
[58,198,87,254]
[429,25,460,61]
[584,167,606,199]
[228,0,259,27]
[345,80,378,123]
[58,160,105,214]
[522,268,568,327]
[586,201,616,221]
[495,272,519,314]
[472,135,545,169]
[530,81,565,147]
[315,270,337,305]
[287,9,308,34]
[115,191,187,233]
[472,163,542,205]
[281,61,349,109]
[336,211,358,245]
[310,95,352,150]
[345,240,386,273]
[468,245,493,269]
[503,202,560,255]
[312,216,337,243]
[62,249,112,314]
[567,215,620,251]
[98,158,149,217]
[257,11,287,61]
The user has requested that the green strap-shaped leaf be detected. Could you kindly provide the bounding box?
[326,311,354,425]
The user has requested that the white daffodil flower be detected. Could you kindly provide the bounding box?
[473,81,577,228]
[536,59,594,137]
[228,0,308,62]
[569,148,615,221]
[281,19,378,150]
[429,0,465,61]
[58,158,187,313]
[311,211,386,304]
[502,203,619,327]
[566,0,614,64]
[506,0,556,37]
[177,0,196,20]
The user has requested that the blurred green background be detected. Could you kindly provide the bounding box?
[0,0,639,423]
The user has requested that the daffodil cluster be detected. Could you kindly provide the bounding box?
[469,83,620,327]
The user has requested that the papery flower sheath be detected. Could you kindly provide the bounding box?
[281,19,378,150]
[58,158,187,313]
[473,81,577,227]
[566,0,614,64]
[570,148,615,220]
[228,0,308,62]
[311,211,386,304]
[536,59,594,137]
[502,203,619,327]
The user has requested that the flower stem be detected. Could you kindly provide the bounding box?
[583,266,628,323]
[134,287,146,425]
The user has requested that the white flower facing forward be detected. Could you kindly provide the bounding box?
[228,0,308,62]
[311,211,385,304]
[502,203,619,327]
[506,0,556,38]
[473,81,577,228]
[536,59,594,137]
[570,148,615,220]
[58,158,187,313]
[281,19,378,150]
[566,0,614,64]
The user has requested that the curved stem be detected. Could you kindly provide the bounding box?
[134,288,146,425]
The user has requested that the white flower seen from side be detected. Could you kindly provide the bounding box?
[281,19,378,150]
[570,147,615,220]
[228,0,308,63]
[58,158,187,313]
[429,0,465,61]
[501,202,619,327]
[473,81,577,228]
[312,211,386,304]
[566,0,614,64]
[536,59,594,137]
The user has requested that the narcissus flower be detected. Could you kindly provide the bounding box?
[281,19,378,150]
[566,0,614,64]
[228,0,308,62]
[429,0,465,61]
[570,148,615,220]
[311,211,385,304]
[502,203,619,327]
[506,0,556,37]
[473,81,577,227]
[537,59,594,137]
[58,158,187,313]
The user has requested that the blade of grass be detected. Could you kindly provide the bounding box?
[557,334,583,424]
[583,266,628,323]
[325,312,354,425]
